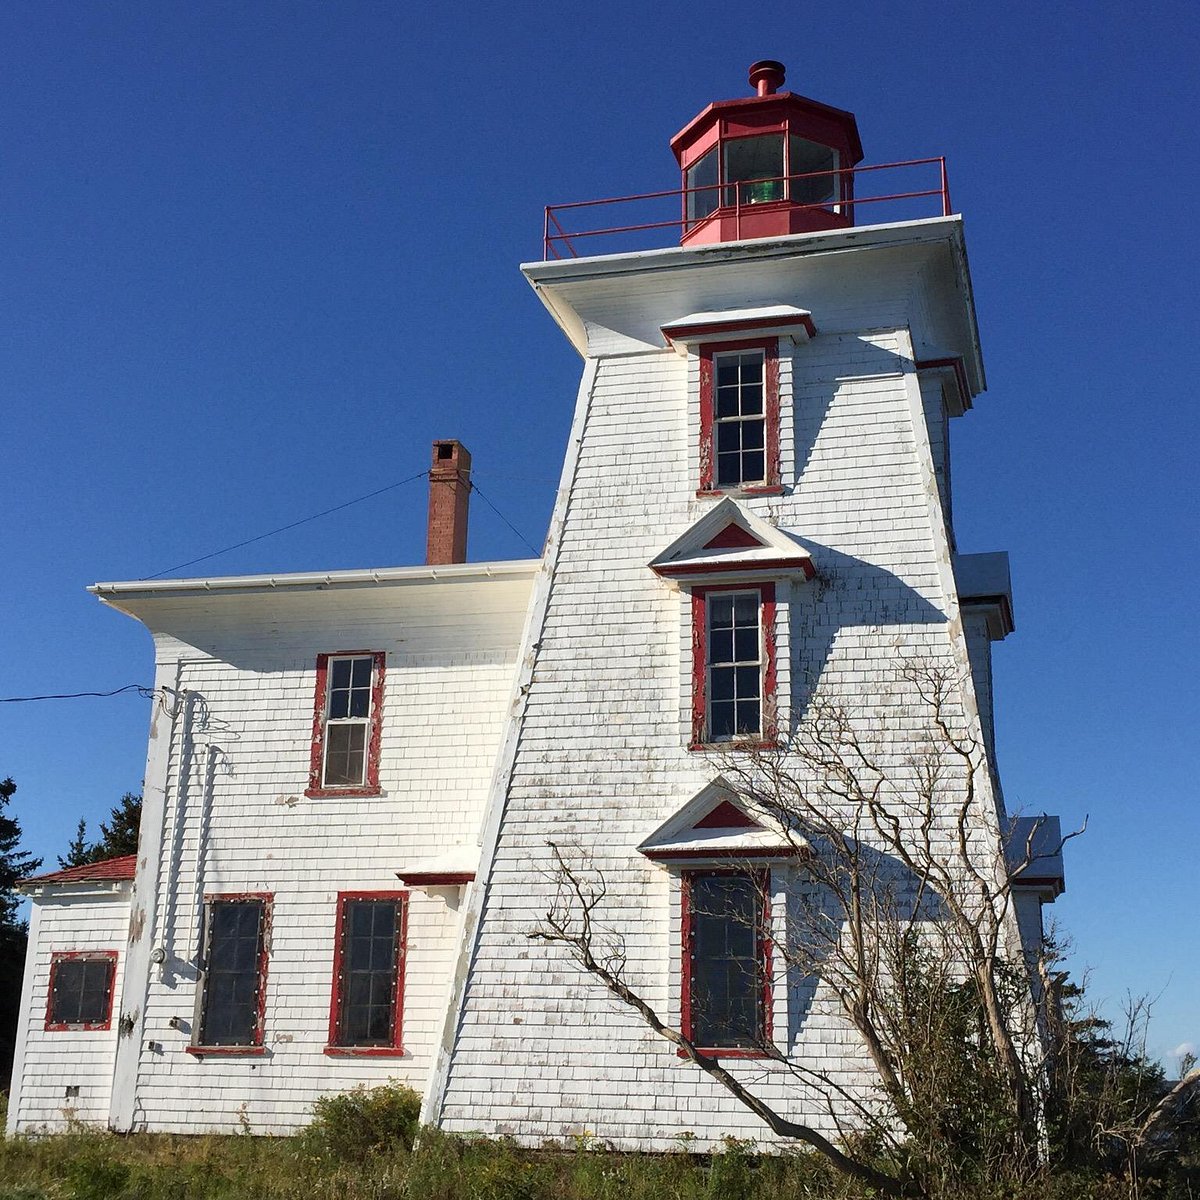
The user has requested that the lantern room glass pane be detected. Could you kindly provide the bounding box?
[723,135,784,206]
[789,137,839,207]
[686,148,719,225]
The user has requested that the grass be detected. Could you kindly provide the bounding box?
[0,1088,1136,1200]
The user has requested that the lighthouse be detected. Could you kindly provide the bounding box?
[430,63,1058,1148]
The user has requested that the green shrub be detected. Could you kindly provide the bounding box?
[296,1083,421,1163]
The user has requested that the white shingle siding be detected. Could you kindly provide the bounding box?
[7,887,131,1133]
[436,232,1008,1150]
[11,219,1021,1148]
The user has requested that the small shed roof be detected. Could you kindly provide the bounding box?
[21,855,137,887]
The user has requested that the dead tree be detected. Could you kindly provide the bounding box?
[530,662,1082,1199]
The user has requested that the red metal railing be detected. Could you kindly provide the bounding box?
[542,157,951,260]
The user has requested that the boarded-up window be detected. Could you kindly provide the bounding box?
[684,871,769,1049]
[329,894,406,1052]
[46,953,117,1029]
[198,898,269,1047]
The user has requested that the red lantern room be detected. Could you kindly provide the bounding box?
[671,60,864,246]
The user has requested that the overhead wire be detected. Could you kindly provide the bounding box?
[144,469,432,580]
[468,480,543,557]
[0,684,155,704]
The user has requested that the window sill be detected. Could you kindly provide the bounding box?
[185,1045,266,1058]
[323,1045,406,1058]
[696,485,785,499]
[678,1046,774,1060]
[688,739,778,753]
[304,786,383,800]
[44,1021,112,1033]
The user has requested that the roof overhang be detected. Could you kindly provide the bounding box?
[1006,815,1066,900]
[956,551,1015,640]
[396,845,479,888]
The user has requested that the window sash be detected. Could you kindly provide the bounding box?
[332,897,405,1048]
[712,350,768,488]
[706,590,763,741]
[684,871,769,1050]
[309,651,385,796]
[322,655,375,788]
[47,955,116,1028]
[198,899,268,1047]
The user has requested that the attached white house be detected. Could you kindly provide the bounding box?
[8,62,1063,1145]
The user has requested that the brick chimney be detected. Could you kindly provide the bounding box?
[426,440,472,565]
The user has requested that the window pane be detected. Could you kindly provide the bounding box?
[724,135,784,206]
[689,874,764,1048]
[324,723,367,787]
[741,451,765,483]
[709,702,736,741]
[330,658,353,689]
[789,137,837,207]
[686,148,719,224]
[200,901,265,1046]
[336,900,401,1047]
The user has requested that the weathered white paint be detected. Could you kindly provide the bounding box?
[7,884,131,1132]
[9,214,1053,1149]
[432,223,1023,1150]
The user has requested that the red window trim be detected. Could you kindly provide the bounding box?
[191,892,272,1055]
[690,582,777,750]
[306,651,386,798]
[698,338,780,495]
[680,868,774,1058]
[325,890,408,1057]
[44,950,119,1032]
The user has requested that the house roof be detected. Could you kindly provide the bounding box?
[21,855,137,886]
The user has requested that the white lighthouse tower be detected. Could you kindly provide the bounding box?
[429,62,1061,1147]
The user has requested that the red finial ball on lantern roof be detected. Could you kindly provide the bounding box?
[671,60,864,245]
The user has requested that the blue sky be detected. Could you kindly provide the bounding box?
[1,2,1196,1066]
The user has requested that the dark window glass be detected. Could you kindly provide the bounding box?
[724,135,784,206]
[324,723,367,786]
[49,958,115,1026]
[789,137,838,207]
[199,900,266,1046]
[686,148,719,225]
[712,351,767,487]
[335,899,402,1046]
[707,592,762,740]
[323,655,374,787]
[688,873,765,1048]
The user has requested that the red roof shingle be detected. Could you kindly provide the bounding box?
[21,855,137,886]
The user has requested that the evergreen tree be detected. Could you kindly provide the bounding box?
[59,793,142,867]
[0,777,42,1086]
[95,792,141,858]
[58,817,91,868]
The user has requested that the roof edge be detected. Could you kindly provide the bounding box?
[91,558,541,601]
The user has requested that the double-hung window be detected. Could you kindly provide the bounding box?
[691,584,776,746]
[682,870,771,1052]
[307,651,385,797]
[193,895,271,1053]
[45,952,118,1031]
[327,893,406,1055]
[699,339,780,494]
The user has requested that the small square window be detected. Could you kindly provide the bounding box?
[307,652,385,797]
[699,340,780,494]
[46,953,118,1030]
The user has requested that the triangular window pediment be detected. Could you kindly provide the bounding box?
[649,497,814,583]
[637,777,799,862]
